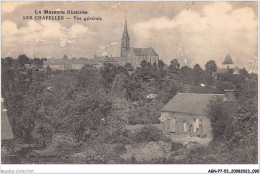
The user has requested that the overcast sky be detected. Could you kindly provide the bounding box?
[1,1,258,71]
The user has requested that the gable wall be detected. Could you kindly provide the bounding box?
[161,111,212,137]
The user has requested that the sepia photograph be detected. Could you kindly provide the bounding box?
[1,0,258,171]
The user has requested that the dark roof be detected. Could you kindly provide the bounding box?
[43,59,99,65]
[69,59,99,65]
[94,56,121,62]
[1,100,14,140]
[215,67,242,75]
[161,93,225,115]
[130,47,158,56]
[43,59,66,65]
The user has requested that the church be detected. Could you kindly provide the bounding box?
[43,18,159,70]
[117,17,159,68]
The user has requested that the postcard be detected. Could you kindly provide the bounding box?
[1,1,258,173]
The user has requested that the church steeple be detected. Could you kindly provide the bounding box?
[121,16,130,57]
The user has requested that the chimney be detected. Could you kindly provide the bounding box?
[233,67,239,75]
[224,89,236,101]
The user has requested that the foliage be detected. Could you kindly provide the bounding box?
[100,63,118,86]
[1,55,258,164]
[204,82,258,163]
[168,58,180,74]
[46,65,51,71]
[207,97,235,142]
[215,80,236,93]
[17,54,30,66]
[193,64,204,85]
[205,60,217,74]
[179,66,194,84]
[133,126,170,143]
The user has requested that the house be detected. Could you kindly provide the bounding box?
[159,92,234,137]
[213,54,243,79]
[1,98,14,152]
[213,66,242,79]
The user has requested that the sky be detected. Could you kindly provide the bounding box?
[1,1,258,71]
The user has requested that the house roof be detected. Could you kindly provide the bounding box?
[43,59,99,65]
[43,59,66,65]
[130,47,158,57]
[161,93,225,115]
[214,67,242,75]
[1,99,14,140]
[215,68,228,74]
[94,56,121,62]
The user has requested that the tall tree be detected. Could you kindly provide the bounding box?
[193,64,204,85]
[158,60,165,69]
[168,58,180,74]
[180,66,194,84]
[17,54,30,66]
[205,60,217,74]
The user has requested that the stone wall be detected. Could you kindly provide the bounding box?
[161,112,212,137]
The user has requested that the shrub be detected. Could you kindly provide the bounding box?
[171,142,183,151]
[134,126,170,143]
[48,133,78,154]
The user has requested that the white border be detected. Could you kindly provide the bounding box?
[1,164,260,174]
[1,0,259,173]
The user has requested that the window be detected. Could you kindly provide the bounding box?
[170,118,176,133]
[183,121,188,132]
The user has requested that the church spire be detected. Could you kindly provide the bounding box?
[122,16,130,41]
[121,15,130,57]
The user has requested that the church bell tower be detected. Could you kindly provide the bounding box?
[121,17,130,57]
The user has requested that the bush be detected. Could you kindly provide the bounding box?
[48,133,78,154]
[171,142,183,151]
[134,126,170,143]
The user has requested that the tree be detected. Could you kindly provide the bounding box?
[46,65,51,72]
[124,63,134,72]
[140,60,148,69]
[125,78,142,101]
[112,73,128,96]
[17,54,30,66]
[215,80,235,93]
[137,60,152,81]
[239,68,249,79]
[168,58,180,74]
[203,71,214,85]
[193,64,204,85]
[3,57,14,67]
[180,66,194,84]
[100,63,118,86]
[151,62,158,78]
[77,67,102,91]
[158,60,165,69]
[205,60,217,74]
[33,58,43,67]
[207,97,234,142]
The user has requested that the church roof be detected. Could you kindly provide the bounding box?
[1,99,14,140]
[122,17,130,40]
[130,47,158,57]
[161,93,225,115]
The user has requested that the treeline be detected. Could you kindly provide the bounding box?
[1,54,257,157]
